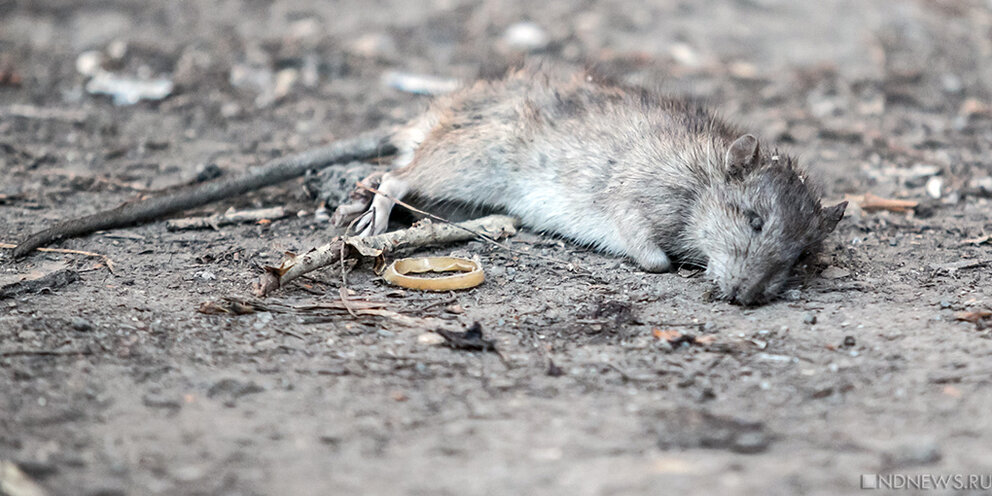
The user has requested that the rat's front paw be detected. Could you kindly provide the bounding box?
[633,247,672,273]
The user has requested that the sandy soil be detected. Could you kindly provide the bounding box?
[2,1,992,495]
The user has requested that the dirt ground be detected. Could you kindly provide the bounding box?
[2,0,992,495]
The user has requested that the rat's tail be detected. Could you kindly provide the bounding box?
[13,130,396,258]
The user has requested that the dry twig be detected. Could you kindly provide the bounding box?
[254,214,519,296]
[166,206,289,231]
[1,243,115,273]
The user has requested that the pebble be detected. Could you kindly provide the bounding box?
[75,50,104,77]
[502,22,550,52]
[882,440,942,468]
[70,317,93,332]
[821,266,851,279]
[925,176,943,199]
[802,312,817,325]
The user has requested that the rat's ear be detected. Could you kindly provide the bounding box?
[820,201,847,233]
[725,134,760,178]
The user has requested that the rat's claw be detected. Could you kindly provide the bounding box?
[352,208,375,236]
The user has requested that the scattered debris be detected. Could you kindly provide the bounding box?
[207,378,264,407]
[654,409,772,454]
[416,332,446,345]
[0,269,80,300]
[929,259,991,276]
[435,322,508,365]
[501,21,550,52]
[0,58,22,87]
[75,50,104,77]
[858,192,918,213]
[820,266,851,279]
[865,164,940,184]
[0,243,115,273]
[229,64,298,107]
[925,176,943,199]
[436,322,495,352]
[142,393,182,411]
[256,214,519,296]
[166,206,289,231]
[0,460,49,496]
[86,71,174,105]
[880,440,942,470]
[381,71,461,96]
[960,234,992,246]
[954,310,992,324]
[652,328,717,347]
[0,105,87,123]
[958,98,991,119]
[70,317,94,332]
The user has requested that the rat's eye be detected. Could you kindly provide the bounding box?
[746,210,764,232]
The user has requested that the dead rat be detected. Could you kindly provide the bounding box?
[13,65,845,305]
[337,67,847,304]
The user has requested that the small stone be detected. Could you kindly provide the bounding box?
[925,176,943,199]
[502,22,550,52]
[142,393,181,410]
[417,332,445,345]
[207,378,264,402]
[76,50,104,76]
[939,300,952,309]
[821,266,850,279]
[70,317,93,332]
[843,336,856,348]
[444,304,464,314]
[802,313,817,325]
[882,440,942,468]
[732,431,771,454]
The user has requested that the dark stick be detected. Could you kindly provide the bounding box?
[13,130,395,258]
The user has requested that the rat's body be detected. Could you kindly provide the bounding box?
[14,65,845,305]
[343,68,847,304]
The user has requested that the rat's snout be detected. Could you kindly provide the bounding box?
[724,280,764,306]
[710,260,789,306]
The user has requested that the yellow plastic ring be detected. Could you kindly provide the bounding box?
[381,256,484,291]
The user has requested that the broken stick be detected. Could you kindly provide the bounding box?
[255,214,520,296]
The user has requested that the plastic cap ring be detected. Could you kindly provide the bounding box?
[381,256,484,291]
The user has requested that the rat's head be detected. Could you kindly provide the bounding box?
[690,134,846,305]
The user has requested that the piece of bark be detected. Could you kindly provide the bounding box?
[859,192,919,213]
[255,214,519,296]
